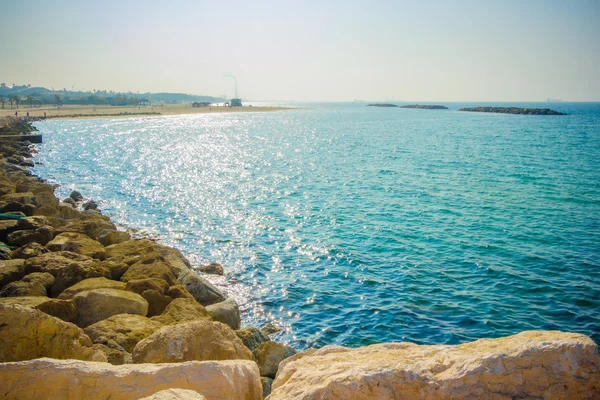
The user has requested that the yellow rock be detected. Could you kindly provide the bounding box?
[139,389,207,400]
[46,232,107,260]
[73,288,148,327]
[0,304,106,362]
[84,313,164,352]
[132,320,254,363]
[0,358,262,400]
[268,331,600,400]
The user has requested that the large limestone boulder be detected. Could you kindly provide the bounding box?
[53,215,116,240]
[0,271,54,297]
[206,298,241,330]
[0,304,106,362]
[139,389,207,400]
[126,278,170,294]
[236,327,270,352]
[24,251,92,276]
[93,340,132,365]
[73,288,148,327]
[253,341,296,378]
[46,232,106,260]
[34,298,77,322]
[84,313,164,352]
[0,259,26,288]
[268,331,600,400]
[0,358,262,400]
[132,320,254,363]
[178,269,226,306]
[105,239,191,276]
[167,284,195,300]
[151,298,212,325]
[50,259,112,297]
[0,219,18,241]
[0,295,52,308]
[120,254,178,286]
[58,277,126,299]
[6,226,53,247]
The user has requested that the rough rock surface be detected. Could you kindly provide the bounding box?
[139,389,207,400]
[269,331,600,400]
[53,215,116,240]
[206,297,241,330]
[141,289,173,317]
[132,320,254,363]
[105,239,191,276]
[6,226,53,247]
[46,232,107,260]
[0,258,26,288]
[261,377,274,399]
[126,278,170,294]
[84,313,164,352]
[167,284,195,300]
[50,260,112,297]
[0,304,106,362]
[93,340,132,365]
[34,298,77,322]
[24,251,92,276]
[198,262,224,275]
[121,255,178,286]
[0,271,54,297]
[97,229,131,247]
[178,269,226,306]
[73,288,148,327]
[253,341,296,379]
[151,298,212,325]
[236,327,270,352]
[10,242,49,259]
[0,358,262,400]
[57,276,126,299]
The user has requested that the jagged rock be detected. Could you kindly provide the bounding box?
[253,341,296,378]
[53,215,116,240]
[62,197,76,207]
[83,200,98,210]
[7,226,53,246]
[57,277,126,299]
[84,314,164,352]
[167,284,195,300]
[16,215,49,231]
[69,190,83,201]
[97,259,129,280]
[260,323,281,337]
[73,288,148,327]
[139,389,207,400]
[97,229,131,246]
[151,298,212,325]
[206,298,241,330]
[178,269,226,306]
[0,259,26,288]
[50,260,112,297]
[198,262,224,275]
[121,254,178,286]
[125,278,169,294]
[0,358,262,400]
[105,239,191,276]
[46,232,106,260]
[236,327,270,352]
[132,320,254,363]
[261,377,273,399]
[0,219,18,241]
[0,304,106,362]
[34,298,77,322]
[141,290,173,317]
[0,272,54,297]
[24,251,92,276]
[93,340,132,365]
[10,242,49,259]
[269,331,600,400]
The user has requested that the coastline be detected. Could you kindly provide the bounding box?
[0,118,599,399]
[0,104,294,120]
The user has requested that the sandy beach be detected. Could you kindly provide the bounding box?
[0,104,291,120]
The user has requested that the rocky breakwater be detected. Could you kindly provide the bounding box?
[459,106,567,115]
[0,136,292,399]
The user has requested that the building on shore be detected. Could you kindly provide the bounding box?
[231,98,242,107]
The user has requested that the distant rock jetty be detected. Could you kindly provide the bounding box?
[400,105,448,110]
[367,103,398,108]
[459,107,566,115]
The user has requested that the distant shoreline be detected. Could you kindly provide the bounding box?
[0,104,293,120]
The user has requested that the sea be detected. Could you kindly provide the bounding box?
[32,102,600,349]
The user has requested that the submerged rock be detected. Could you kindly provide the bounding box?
[268,330,600,400]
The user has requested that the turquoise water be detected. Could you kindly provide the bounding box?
[33,102,600,348]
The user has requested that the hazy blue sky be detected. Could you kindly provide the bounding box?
[2,0,599,101]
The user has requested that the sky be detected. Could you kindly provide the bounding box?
[1,0,599,102]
